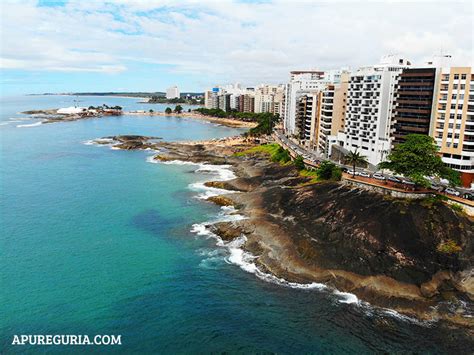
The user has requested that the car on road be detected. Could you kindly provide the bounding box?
[430,183,443,192]
[372,173,386,180]
[387,176,402,183]
[463,192,474,200]
[401,179,415,186]
[341,167,349,173]
[445,187,461,196]
[357,171,371,178]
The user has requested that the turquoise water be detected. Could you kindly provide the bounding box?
[0,95,470,353]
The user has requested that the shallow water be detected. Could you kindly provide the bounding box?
[1,95,471,353]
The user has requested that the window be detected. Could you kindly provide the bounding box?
[457,114,462,119]
[448,123,454,128]
[461,74,467,80]
[453,143,458,148]
[452,94,457,100]
[460,84,465,90]
[450,113,455,119]
[451,104,456,109]
[448,133,453,138]
[458,104,463,110]
[454,74,459,80]
[453,84,458,90]
[455,134,460,139]
[456,124,461,129]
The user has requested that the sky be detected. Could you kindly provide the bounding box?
[0,0,473,95]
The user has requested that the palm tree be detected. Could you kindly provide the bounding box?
[345,150,368,178]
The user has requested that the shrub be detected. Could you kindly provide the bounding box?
[293,155,305,171]
[272,147,291,164]
[450,203,464,213]
[437,239,462,254]
[315,161,340,181]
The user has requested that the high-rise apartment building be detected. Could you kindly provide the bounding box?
[283,71,326,135]
[313,72,349,157]
[432,67,474,187]
[391,68,437,145]
[254,85,285,114]
[295,94,316,143]
[337,56,411,166]
[204,88,220,109]
[166,86,180,99]
[238,94,255,113]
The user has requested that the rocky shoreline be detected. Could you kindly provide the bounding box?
[21,108,255,128]
[90,135,474,331]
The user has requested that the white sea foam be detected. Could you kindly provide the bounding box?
[83,138,116,148]
[10,117,32,121]
[333,290,360,304]
[17,121,43,128]
[0,122,10,126]
[151,158,238,199]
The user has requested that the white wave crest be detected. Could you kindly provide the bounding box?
[17,121,43,128]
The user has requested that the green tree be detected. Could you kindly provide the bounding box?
[165,107,172,114]
[316,161,342,181]
[378,134,460,186]
[293,155,305,171]
[149,109,154,113]
[345,150,368,177]
[174,105,183,114]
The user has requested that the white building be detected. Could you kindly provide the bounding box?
[166,86,180,99]
[336,56,411,166]
[283,71,326,135]
[254,84,285,114]
[57,106,87,114]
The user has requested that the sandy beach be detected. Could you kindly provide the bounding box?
[125,111,258,128]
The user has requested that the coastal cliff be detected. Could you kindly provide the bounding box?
[95,136,474,327]
[212,157,473,326]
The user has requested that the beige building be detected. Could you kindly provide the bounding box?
[307,72,349,157]
[254,85,285,114]
[431,67,474,188]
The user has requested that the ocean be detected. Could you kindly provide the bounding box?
[0,95,470,353]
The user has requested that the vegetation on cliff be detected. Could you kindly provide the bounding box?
[235,143,291,164]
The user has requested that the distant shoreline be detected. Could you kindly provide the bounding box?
[125,111,257,128]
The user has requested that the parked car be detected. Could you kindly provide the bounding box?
[430,183,443,191]
[358,171,371,178]
[463,192,474,201]
[387,176,402,183]
[341,167,349,173]
[401,179,415,186]
[372,173,386,180]
[445,187,461,196]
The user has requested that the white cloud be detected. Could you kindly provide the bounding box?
[0,0,472,87]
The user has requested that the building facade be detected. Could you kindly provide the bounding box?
[391,67,437,145]
[337,56,411,166]
[283,71,326,135]
[432,67,474,187]
[166,86,180,99]
[314,72,349,157]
